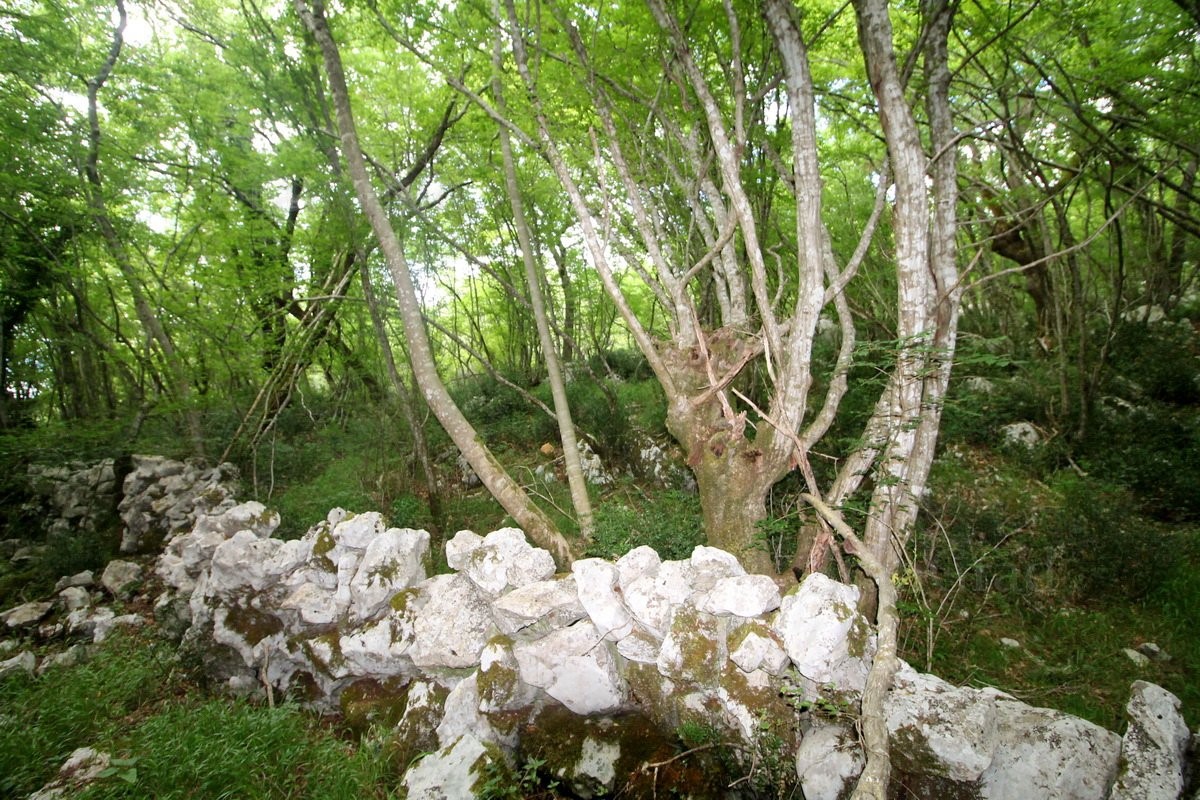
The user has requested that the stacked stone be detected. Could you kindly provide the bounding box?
[118,456,239,553]
[152,510,1189,800]
[26,459,118,538]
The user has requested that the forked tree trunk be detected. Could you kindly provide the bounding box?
[296,0,573,567]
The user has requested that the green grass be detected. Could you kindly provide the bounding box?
[900,445,1200,729]
[0,632,400,799]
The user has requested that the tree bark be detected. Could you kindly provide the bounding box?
[86,0,206,459]
[360,262,445,536]
[295,0,573,567]
[491,11,595,542]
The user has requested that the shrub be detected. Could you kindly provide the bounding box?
[1048,475,1178,601]
[587,489,704,561]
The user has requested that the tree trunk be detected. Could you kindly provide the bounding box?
[492,11,594,543]
[86,0,206,459]
[295,0,573,567]
[361,262,445,536]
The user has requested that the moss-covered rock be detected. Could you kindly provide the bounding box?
[338,676,411,734]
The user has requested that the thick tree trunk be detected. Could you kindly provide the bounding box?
[296,0,573,567]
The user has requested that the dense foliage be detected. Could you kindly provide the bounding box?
[0,0,1197,789]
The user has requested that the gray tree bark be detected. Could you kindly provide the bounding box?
[295,0,574,567]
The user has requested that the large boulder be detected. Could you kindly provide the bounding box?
[977,698,1120,800]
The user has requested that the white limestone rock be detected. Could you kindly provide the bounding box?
[624,559,696,638]
[331,512,387,550]
[657,605,724,688]
[66,606,114,639]
[348,528,430,623]
[977,698,1120,800]
[28,747,112,800]
[615,545,661,590]
[616,628,661,664]
[409,574,497,670]
[572,558,634,640]
[404,734,493,800]
[445,530,483,571]
[100,559,143,599]
[795,724,864,800]
[453,528,556,598]
[698,574,781,618]
[54,571,94,592]
[513,620,625,715]
[885,666,997,783]
[1001,421,1041,449]
[59,585,91,609]
[570,736,621,797]
[689,546,746,591]
[37,644,89,674]
[1108,681,1189,800]
[0,649,35,678]
[339,609,420,679]
[437,672,512,749]
[491,576,585,637]
[208,531,287,598]
[477,638,537,714]
[3,600,53,629]
[279,582,341,627]
[774,573,873,694]
[93,613,144,643]
[729,621,789,676]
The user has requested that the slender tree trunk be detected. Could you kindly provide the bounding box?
[491,12,594,542]
[86,0,205,459]
[295,0,573,567]
[360,261,445,535]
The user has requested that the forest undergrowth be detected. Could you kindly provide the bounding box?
[0,325,1197,797]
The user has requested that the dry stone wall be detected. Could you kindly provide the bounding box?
[3,455,1196,800]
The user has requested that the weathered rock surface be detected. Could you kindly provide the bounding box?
[795,724,864,800]
[978,698,1120,800]
[100,559,142,598]
[26,459,117,538]
[1109,681,1189,800]
[28,747,112,800]
[774,572,874,694]
[2,600,53,629]
[0,649,36,678]
[119,455,239,553]
[21,452,1180,800]
[403,734,492,800]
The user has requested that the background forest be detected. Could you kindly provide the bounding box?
[0,0,1198,795]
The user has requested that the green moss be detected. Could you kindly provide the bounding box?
[890,725,985,799]
[385,682,449,773]
[299,630,345,677]
[339,677,410,734]
[368,559,400,583]
[224,604,283,646]
[311,525,337,572]
[847,613,872,659]
[390,588,418,613]
[664,606,723,688]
